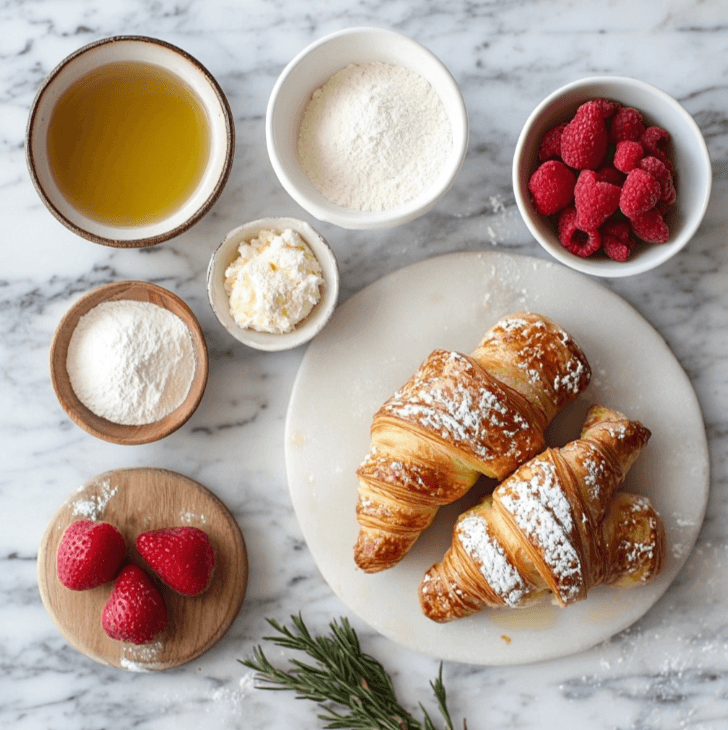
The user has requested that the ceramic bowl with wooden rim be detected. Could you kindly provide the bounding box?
[50,281,208,444]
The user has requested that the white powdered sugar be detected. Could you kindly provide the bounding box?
[66,299,196,426]
[359,447,435,495]
[298,61,452,211]
[457,513,529,607]
[483,315,588,397]
[580,444,610,505]
[120,640,164,672]
[382,351,532,461]
[499,459,583,603]
[554,356,588,395]
[71,478,118,521]
[619,495,659,578]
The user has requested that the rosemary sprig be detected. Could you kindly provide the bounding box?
[240,615,465,730]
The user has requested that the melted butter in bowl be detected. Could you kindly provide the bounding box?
[207,217,339,351]
[26,36,235,248]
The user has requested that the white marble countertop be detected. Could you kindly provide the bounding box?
[2,1,727,728]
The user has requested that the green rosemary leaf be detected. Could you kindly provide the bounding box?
[239,615,463,730]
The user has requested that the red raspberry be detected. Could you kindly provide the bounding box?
[557,206,601,257]
[539,122,567,161]
[595,166,625,187]
[609,107,645,144]
[619,168,661,219]
[638,156,676,206]
[603,234,634,262]
[613,140,645,173]
[601,219,632,241]
[640,126,673,172]
[528,160,576,215]
[630,208,670,243]
[580,98,620,119]
[574,170,621,231]
[601,219,635,262]
[561,104,608,170]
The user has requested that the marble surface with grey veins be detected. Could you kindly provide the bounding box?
[1,1,727,728]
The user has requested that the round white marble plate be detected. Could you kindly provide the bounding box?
[285,251,709,665]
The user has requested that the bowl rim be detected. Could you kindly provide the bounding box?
[265,26,469,230]
[49,280,209,444]
[512,75,713,277]
[206,216,340,351]
[26,35,235,248]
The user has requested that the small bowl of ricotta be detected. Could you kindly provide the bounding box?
[207,217,339,351]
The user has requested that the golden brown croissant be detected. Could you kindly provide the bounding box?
[354,312,592,573]
[419,405,665,621]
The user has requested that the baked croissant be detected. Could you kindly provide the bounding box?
[354,312,591,573]
[419,405,665,621]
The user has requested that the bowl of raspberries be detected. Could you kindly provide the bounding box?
[513,76,712,276]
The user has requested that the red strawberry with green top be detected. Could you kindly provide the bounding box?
[56,520,127,591]
[102,564,167,644]
[137,527,215,596]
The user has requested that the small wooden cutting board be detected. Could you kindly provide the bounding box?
[37,468,248,671]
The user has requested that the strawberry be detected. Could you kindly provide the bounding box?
[136,527,215,596]
[102,564,167,644]
[56,520,127,591]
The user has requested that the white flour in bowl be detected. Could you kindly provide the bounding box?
[66,299,196,425]
[298,61,453,212]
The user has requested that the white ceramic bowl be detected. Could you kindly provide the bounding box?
[513,76,712,277]
[26,36,234,247]
[266,27,468,230]
[207,217,339,351]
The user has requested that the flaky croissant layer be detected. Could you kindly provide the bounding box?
[419,405,665,622]
[355,312,592,573]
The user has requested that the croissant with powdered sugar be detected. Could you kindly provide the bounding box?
[354,312,592,573]
[419,405,665,621]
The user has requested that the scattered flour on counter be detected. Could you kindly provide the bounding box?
[207,673,256,714]
[488,194,505,213]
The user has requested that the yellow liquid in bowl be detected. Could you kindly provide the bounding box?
[47,61,211,227]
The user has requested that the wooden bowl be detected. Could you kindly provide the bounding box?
[50,281,208,445]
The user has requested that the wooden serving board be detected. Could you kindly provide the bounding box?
[37,468,248,671]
